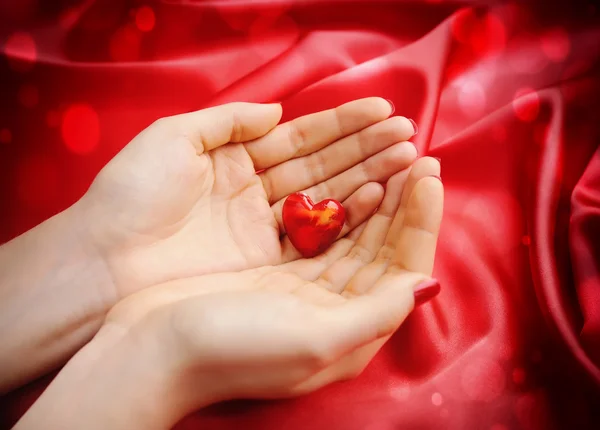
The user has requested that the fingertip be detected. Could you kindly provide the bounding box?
[349,182,385,218]
[413,278,441,307]
[359,181,385,202]
[404,175,444,236]
[387,141,418,166]
[403,140,418,161]
[264,101,284,122]
[408,118,418,135]
[384,98,395,116]
[408,156,441,179]
[360,97,397,121]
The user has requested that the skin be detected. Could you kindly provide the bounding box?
[15,157,443,430]
[1,98,418,393]
[1,99,443,430]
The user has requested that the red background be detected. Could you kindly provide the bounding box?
[1,0,600,429]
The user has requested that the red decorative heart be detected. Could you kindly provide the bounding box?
[282,192,346,258]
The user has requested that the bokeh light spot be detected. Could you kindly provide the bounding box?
[508,35,549,74]
[0,128,12,144]
[541,28,570,62]
[18,84,39,108]
[451,9,476,44]
[135,6,156,32]
[61,104,100,154]
[513,367,526,384]
[471,14,506,55]
[515,393,549,430]
[4,31,37,72]
[389,385,411,401]
[432,392,443,406]
[17,155,59,209]
[109,25,141,62]
[458,80,486,117]
[451,10,506,55]
[513,88,540,122]
[461,359,505,402]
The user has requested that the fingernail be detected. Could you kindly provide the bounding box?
[408,118,418,135]
[429,174,442,182]
[413,279,441,307]
[385,99,395,115]
[432,157,441,162]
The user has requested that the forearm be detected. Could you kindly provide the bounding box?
[0,203,116,393]
[14,321,199,430]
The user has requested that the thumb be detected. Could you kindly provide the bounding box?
[329,273,441,356]
[163,102,283,154]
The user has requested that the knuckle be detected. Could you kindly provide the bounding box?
[347,244,374,264]
[305,151,327,183]
[288,121,308,156]
[229,111,244,142]
[302,339,335,370]
[376,245,396,261]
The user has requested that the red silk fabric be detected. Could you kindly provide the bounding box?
[1,0,600,428]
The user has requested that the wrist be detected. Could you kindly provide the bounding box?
[15,323,175,430]
[17,312,214,430]
[0,204,117,392]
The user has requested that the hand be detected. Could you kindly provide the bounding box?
[22,157,441,430]
[76,99,417,298]
[0,98,417,393]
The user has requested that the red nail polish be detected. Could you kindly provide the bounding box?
[408,118,418,135]
[413,279,440,307]
[385,99,395,115]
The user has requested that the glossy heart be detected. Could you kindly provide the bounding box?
[282,192,346,258]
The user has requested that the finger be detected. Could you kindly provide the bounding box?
[162,102,282,154]
[261,116,417,203]
[246,97,395,170]
[272,142,417,232]
[278,221,369,281]
[295,273,439,394]
[328,272,431,359]
[380,156,440,254]
[280,183,384,263]
[392,176,444,276]
[314,170,410,293]
[292,338,386,395]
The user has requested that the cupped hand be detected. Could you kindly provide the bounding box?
[103,157,442,419]
[77,98,417,298]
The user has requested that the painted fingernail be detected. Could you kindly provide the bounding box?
[429,174,442,182]
[413,279,441,307]
[408,118,418,135]
[385,99,395,115]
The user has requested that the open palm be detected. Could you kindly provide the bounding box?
[104,156,442,411]
[79,99,417,298]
